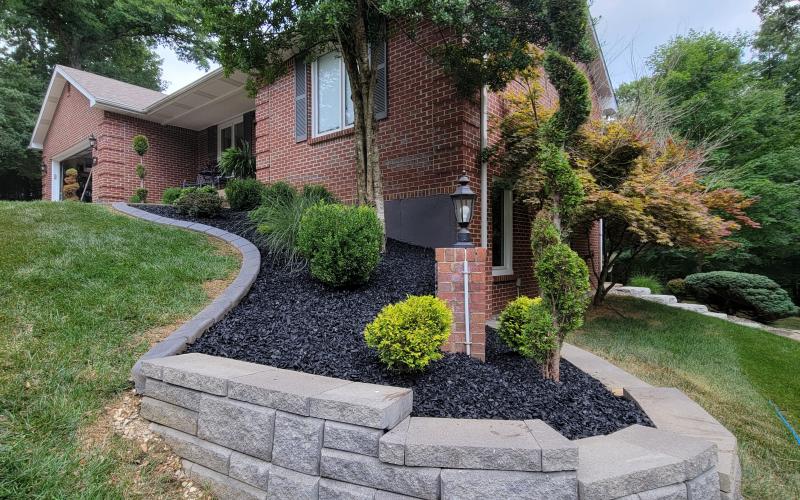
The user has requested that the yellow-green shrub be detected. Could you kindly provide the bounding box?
[364,295,452,372]
[497,296,558,362]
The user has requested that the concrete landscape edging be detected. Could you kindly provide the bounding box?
[111,202,261,392]
[122,206,740,499]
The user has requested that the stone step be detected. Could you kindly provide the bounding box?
[669,302,709,313]
[609,286,653,297]
[640,294,679,305]
[702,311,729,320]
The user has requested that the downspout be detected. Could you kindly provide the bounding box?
[480,86,488,248]
[463,255,471,357]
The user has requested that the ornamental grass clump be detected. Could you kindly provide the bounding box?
[629,274,663,294]
[364,295,452,372]
[497,296,558,362]
[297,203,382,287]
[685,271,798,322]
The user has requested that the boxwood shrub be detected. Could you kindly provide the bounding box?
[364,295,452,372]
[297,203,382,287]
[225,178,264,211]
[685,271,798,322]
[497,296,558,362]
[162,187,183,205]
[666,278,688,298]
[175,190,222,218]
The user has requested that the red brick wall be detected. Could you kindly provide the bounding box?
[95,113,200,202]
[41,84,104,200]
[436,247,487,361]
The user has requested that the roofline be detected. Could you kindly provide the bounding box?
[145,67,227,113]
[589,16,618,111]
[29,67,100,150]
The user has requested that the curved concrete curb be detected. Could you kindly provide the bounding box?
[111,202,261,392]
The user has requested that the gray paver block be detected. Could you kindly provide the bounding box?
[183,459,267,500]
[374,491,420,500]
[613,425,717,478]
[267,464,320,499]
[637,482,688,500]
[144,353,269,395]
[669,303,709,313]
[151,423,231,474]
[439,469,577,500]
[577,435,687,499]
[324,420,384,457]
[379,417,409,465]
[686,467,720,500]
[310,382,413,429]
[320,448,440,500]
[143,379,203,411]
[272,411,324,475]
[229,451,271,490]
[140,397,198,435]
[319,478,376,500]
[228,367,350,415]
[611,286,652,297]
[404,417,541,471]
[524,419,578,471]
[197,394,276,461]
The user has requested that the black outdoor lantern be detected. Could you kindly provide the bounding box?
[450,171,476,247]
[88,133,97,150]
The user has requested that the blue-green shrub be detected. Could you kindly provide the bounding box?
[685,271,798,322]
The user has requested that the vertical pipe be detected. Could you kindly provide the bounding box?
[463,255,471,357]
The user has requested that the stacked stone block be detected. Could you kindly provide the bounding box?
[139,353,724,499]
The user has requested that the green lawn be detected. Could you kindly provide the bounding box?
[572,296,800,499]
[772,315,800,331]
[0,201,237,498]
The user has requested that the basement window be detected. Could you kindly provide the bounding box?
[492,185,513,276]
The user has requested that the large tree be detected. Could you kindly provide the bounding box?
[199,0,594,232]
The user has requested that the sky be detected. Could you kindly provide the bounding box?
[156,0,762,94]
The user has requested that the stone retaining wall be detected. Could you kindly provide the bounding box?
[140,353,726,499]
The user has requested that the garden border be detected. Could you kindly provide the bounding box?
[111,202,261,392]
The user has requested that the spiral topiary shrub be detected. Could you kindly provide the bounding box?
[297,203,382,287]
[175,190,222,218]
[497,296,558,362]
[225,178,264,211]
[364,295,452,372]
[685,271,798,322]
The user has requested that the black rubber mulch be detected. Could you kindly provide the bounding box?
[137,205,652,439]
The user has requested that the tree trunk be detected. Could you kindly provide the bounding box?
[541,347,561,382]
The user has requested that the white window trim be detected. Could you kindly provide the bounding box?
[492,189,514,277]
[217,115,244,160]
[311,53,354,138]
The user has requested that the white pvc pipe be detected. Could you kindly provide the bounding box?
[463,255,471,357]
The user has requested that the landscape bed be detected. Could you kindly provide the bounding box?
[137,205,652,439]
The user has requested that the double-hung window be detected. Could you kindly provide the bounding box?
[218,117,245,156]
[312,52,354,136]
[492,184,514,276]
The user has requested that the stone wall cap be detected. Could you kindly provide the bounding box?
[310,382,413,429]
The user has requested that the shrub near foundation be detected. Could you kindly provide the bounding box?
[497,296,558,362]
[162,187,183,205]
[298,203,382,287]
[225,178,264,211]
[175,190,222,218]
[364,295,453,371]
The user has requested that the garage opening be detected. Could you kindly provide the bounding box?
[53,148,93,202]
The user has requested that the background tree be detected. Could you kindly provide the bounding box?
[199,0,594,233]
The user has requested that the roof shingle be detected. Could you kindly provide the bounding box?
[57,65,166,111]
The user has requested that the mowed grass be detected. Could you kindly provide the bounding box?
[571,296,800,499]
[0,201,238,498]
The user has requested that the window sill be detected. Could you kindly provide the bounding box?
[492,271,515,282]
[309,126,354,145]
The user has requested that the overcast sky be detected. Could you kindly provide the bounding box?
[157,0,762,94]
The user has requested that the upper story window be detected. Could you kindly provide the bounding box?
[313,52,354,136]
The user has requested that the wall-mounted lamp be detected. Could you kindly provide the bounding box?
[88,134,97,150]
[450,171,476,248]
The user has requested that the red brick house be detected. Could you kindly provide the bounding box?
[30,22,615,324]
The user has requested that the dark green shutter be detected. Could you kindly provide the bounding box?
[295,59,308,142]
[243,110,255,146]
[206,125,217,165]
[373,40,387,120]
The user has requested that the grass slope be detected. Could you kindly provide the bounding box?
[0,202,237,498]
[572,296,800,499]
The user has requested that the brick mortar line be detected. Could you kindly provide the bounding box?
[111,202,261,392]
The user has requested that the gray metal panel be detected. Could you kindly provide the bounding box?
[385,195,457,249]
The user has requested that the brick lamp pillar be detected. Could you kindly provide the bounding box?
[435,247,487,361]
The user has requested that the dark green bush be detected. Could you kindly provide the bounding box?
[364,295,452,372]
[629,274,663,294]
[685,271,798,322]
[302,184,337,204]
[497,296,558,362]
[667,278,688,298]
[129,188,148,204]
[162,187,183,205]
[297,203,383,287]
[132,135,149,157]
[175,190,222,218]
[249,183,332,264]
[225,178,264,211]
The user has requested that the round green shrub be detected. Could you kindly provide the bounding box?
[162,187,183,205]
[364,295,452,372]
[666,278,688,298]
[226,178,264,211]
[629,274,663,294]
[132,135,149,157]
[497,296,558,362]
[135,163,146,180]
[685,271,798,322]
[175,190,222,218]
[297,203,383,287]
[261,181,297,207]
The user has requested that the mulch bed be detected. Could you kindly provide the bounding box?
[137,205,652,439]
